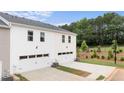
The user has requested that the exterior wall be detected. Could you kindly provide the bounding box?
[0,28,10,77]
[10,25,76,74]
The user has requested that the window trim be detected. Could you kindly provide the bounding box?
[68,36,71,43]
[40,32,45,42]
[28,30,33,41]
[62,35,65,43]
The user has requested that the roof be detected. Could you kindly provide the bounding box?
[0,12,75,35]
[0,19,8,26]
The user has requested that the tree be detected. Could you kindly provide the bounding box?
[59,12,124,46]
[111,40,118,64]
[80,40,88,52]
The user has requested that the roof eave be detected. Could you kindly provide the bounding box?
[11,22,77,36]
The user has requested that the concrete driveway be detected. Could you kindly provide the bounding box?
[60,62,116,80]
[21,62,115,81]
[22,67,92,81]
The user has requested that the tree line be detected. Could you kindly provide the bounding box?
[59,12,124,46]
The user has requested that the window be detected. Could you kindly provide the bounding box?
[43,54,49,57]
[58,52,73,56]
[19,56,27,60]
[28,31,33,41]
[58,53,62,55]
[68,36,71,43]
[37,54,42,57]
[29,55,35,58]
[40,32,45,42]
[62,35,65,43]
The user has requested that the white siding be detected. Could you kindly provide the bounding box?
[0,28,10,77]
[10,25,76,74]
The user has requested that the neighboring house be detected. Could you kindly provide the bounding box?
[0,12,76,78]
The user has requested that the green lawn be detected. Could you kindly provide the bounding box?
[80,59,124,68]
[56,65,91,77]
[96,75,105,80]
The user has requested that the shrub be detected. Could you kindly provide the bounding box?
[97,45,101,52]
[80,40,89,52]
[108,50,113,59]
[120,57,124,61]
[90,49,93,52]
[113,50,119,53]
[97,55,100,59]
[101,55,105,59]
[116,50,120,53]
[119,49,123,53]
[77,48,82,57]
[91,55,94,58]
[86,56,88,59]
[107,56,111,60]
[92,49,97,58]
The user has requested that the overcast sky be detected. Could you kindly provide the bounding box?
[5,11,124,26]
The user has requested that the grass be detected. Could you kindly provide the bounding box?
[15,74,28,81]
[56,65,91,77]
[96,75,105,80]
[80,59,124,68]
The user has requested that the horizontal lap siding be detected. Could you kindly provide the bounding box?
[10,25,76,74]
[0,28,10,77]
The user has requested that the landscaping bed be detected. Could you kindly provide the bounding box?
[56,65,91,77]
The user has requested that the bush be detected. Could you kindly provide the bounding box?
[92,49,97,58]
[90,49,93,52]
[101,55,105,59]
[107,56,111,60]
[80,40,89,52]
[116,50,120,53]
[97,45,101,52]
[86,56,88,59]
[113,50,120,53]
[120,57,124,61]
[97,56,100,59]
[119,49,123,53]
[91,55,94,58]
[108,50,113,59]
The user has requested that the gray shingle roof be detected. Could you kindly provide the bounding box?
[0,12,74,34]
[0,19,8,26]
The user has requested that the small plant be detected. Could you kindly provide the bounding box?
[120,57,124,61]
[90,49,93,52]
[92,49,97,58]
[77,48,82,57]
[91,55,94,58]
[101,55,105,59]
[97,55,100,59]
[97,45,101,52]
[80,40,89,52]
[108,50,113,59]
[107,56,111,60]
[116,50,120,54]
[119,49,123,53]
[86,56,88,59]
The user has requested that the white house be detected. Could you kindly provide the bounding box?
[0,12,77,78]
